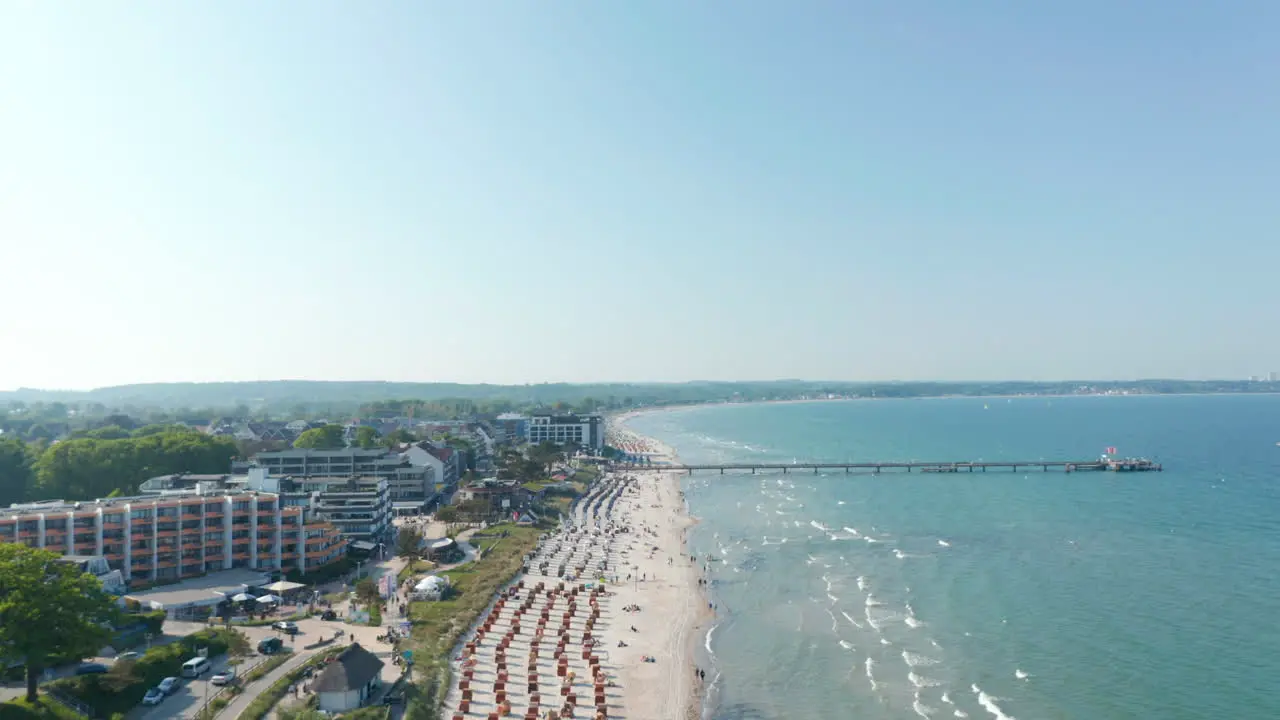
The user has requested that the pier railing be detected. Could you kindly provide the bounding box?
[613,459,1162,474]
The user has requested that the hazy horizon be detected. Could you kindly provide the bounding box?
[3,3,1277,390]
[1,376,1269,395]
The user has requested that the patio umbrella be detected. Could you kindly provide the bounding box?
[255,594,282,604]
[231,593,253,602]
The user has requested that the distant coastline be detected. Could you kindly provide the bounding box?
[609,390,1280,426]
[5,378,1279,413]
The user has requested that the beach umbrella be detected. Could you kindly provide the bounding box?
[231,593,253,602]
[255,594,282,604]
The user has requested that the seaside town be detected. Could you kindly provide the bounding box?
[0,406,704,720]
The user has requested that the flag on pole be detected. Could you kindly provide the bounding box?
[1105,446,1117,455]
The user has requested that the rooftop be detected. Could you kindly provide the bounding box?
[122,569,272,610]
[255,448,391,459]
[311,643,385,693]
[2,489,269,518]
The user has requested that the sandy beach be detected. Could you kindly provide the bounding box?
[441,420,708,720]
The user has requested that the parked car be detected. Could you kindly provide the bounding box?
[142,688,165,706]
[257,637,283,654]
[114,652,140,663]
[320,610,337,621]
[272,621,298,634]
[210,671,235,686]
[158,676,180,694]
[75,663,108,675]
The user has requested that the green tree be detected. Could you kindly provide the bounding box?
[25,424,54,443]
[225,630,251,676]
[529,441,565,476]
[456,498,492,520]
[0,545,118,702]
[80,425,130,440]
[0,436,33,507]
[354,578,380,609]
[435,505,459,523]
[353,426,380,449]
[293,424,346,449]
[99,414,139,431]
[34,430,237,501]
[383,428,417,446]
[396,526,424,561]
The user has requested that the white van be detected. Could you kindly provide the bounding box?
[181,657,211,678]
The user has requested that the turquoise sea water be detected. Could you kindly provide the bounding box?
[626,395,1280,720]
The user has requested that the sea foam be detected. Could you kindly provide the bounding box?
[972,684,1016,720]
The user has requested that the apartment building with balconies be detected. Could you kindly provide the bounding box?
[0,489,347,590]
[251,448,434,503]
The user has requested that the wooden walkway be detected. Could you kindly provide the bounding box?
[615,459,1162,474]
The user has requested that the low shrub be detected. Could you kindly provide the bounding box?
[242,652,291,683]
[0,696,84,720]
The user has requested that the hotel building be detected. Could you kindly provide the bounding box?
[0,488,347,589]
[526,412,605,449]
[251,448,435,502]
[142,470,393,546]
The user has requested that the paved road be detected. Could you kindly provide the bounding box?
[219,649,316,720]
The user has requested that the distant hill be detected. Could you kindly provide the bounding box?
[1,378,1277,413]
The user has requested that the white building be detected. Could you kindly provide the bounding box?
[526,413,605,449]
[314,643,385,712]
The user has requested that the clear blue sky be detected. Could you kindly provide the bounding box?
[2,2,1277,390]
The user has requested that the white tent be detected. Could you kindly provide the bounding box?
[255,594,282,604]
[261,580,306,594]
[231,593,253,602]
[411,575,450,600]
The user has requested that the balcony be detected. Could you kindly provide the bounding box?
[232,552,249,561]
[156,530,178,539]
[18,528,38,538]
[155,560,177,569]
[182,542,203,551]
[101,522,124,530]
[131,556,151,566]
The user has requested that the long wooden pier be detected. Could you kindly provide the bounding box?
[614,458,1162,474]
